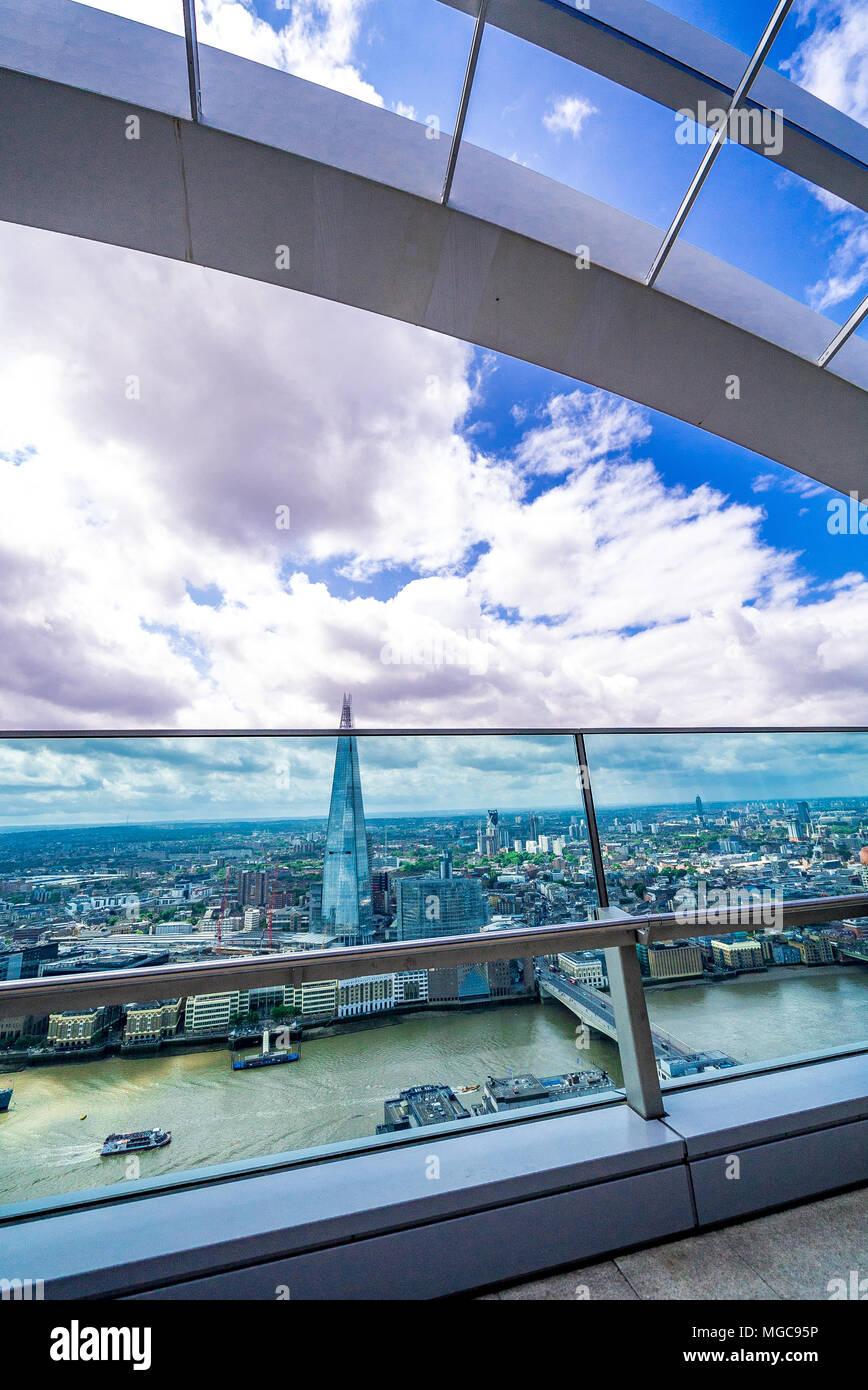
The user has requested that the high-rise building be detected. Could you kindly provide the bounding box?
[695,795,704,821]
[371,870,391,915]
[796,800,812,840]
[238,870,267,908]
[320,694,373,945]
[395,873,489,940]
[477,810,500,858]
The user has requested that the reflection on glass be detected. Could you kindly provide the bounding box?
[642,0,756,55]
[191,0,473,197]
[584,731,868,1073]
[767,2,868,134]
[24,1,189,119]
[68,0,184,34]
[670,139,868,327]
[460,23,699,230]
[195,0,472,114]
[0,727,612,1208]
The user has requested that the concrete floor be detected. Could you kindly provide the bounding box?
[477,1186,867,1300]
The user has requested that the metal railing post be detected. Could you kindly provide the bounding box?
[441,0,488,204]
[182,0,202,122]
[575,732,665,1120]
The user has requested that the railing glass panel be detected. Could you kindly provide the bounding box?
[583,731,868,1078]
[0,730,618,1211]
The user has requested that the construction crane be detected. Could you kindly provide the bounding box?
[216,863,232,955]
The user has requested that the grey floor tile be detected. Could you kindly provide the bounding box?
[615,1228,780,1301]
[473,1188,868,1301]
[724,1189,868,1300]
[495,1259,639,1301]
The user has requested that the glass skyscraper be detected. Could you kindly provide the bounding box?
[320,694,373,944]
[395,852,489,941]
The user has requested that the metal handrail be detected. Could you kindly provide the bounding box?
[2,893,865,1019]
[3,720,867,1118]
[3,726,868,737]
[0,917,635,1018]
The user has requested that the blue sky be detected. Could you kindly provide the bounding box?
[1,0,867,737]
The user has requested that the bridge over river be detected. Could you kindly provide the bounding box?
[537,968,737,1067]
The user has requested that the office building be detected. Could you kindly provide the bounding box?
[123,999,182,1044]
[377,1085,472,1133]
[396,871,489,941]
[711,938,766,972]
[637,942,703,982]
[238,871,267,908]
[337,973,395,1018]
[557,951,607,988]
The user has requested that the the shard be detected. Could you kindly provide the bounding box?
[320,693,373,944]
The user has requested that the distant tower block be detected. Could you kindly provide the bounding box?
[321,693,373,944]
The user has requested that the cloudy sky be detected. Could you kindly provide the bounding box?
[3,730,868,827]
[0,734,586,824]
[1,0,868,744]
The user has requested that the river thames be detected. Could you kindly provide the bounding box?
[0,967,865,1209]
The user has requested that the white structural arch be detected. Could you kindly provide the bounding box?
[0,0,866,491]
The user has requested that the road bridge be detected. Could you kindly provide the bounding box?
[537,968,737,1069]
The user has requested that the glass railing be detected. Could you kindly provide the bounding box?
[1,728,867,1213]
[0,730,613,1210]
[584,730,868,1077]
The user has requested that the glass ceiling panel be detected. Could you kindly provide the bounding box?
[459,22,700,231]
[642,0,758,54]
[194,0,473,124]
[664,135,868,331]
[22,2,189,117]
[68,0,183,32]
[191,0,474,199]
[765,0,868,134]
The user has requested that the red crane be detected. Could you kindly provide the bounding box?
[216,863,232,955]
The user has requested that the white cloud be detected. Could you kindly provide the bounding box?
[752,472,831,499]
[2,219,868,732]
[780,2,868,311]
[806,214,868,312]
[780,1,868,126]
[71,0,383,104]
[542,94,598,139]
[516,392,651,476]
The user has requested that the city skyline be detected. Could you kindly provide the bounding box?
[3,729,868,827]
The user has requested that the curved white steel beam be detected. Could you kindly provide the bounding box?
[0,0,866,494]
[440,0,868,215]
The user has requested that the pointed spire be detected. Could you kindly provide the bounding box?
[340,692,353,729]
